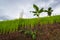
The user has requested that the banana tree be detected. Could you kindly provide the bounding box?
[44,7,53,16]
[30,4,44,19]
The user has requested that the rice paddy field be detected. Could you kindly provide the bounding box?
[0,15,60,40]
[0,15,60,33]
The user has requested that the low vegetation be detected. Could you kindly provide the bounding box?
[0,4,60,40]
[0,15,60,33]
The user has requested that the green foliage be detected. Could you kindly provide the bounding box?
[0,15,60,34]
[0,15,60,40]
[33,4,39,12]
[31,31,36,40]
[31,4,44,17]
[24,30,36,40]
[44,7,53,16]
[0,19,19,33]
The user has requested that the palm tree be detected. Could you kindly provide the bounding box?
[44,7,53,16]
[30,4,44,18]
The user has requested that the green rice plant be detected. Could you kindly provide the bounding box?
[0,15,60,34]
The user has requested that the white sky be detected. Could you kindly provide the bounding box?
[0,0,60,20]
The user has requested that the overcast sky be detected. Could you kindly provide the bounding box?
[0,0,60,20]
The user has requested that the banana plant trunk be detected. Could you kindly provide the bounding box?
[37,16,40,23]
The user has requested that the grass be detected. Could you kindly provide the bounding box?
[0,20,19,33]
[0,15,60,33]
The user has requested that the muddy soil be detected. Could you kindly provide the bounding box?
[0,22,60,40]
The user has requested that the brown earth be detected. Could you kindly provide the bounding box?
[0,22,60,40]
